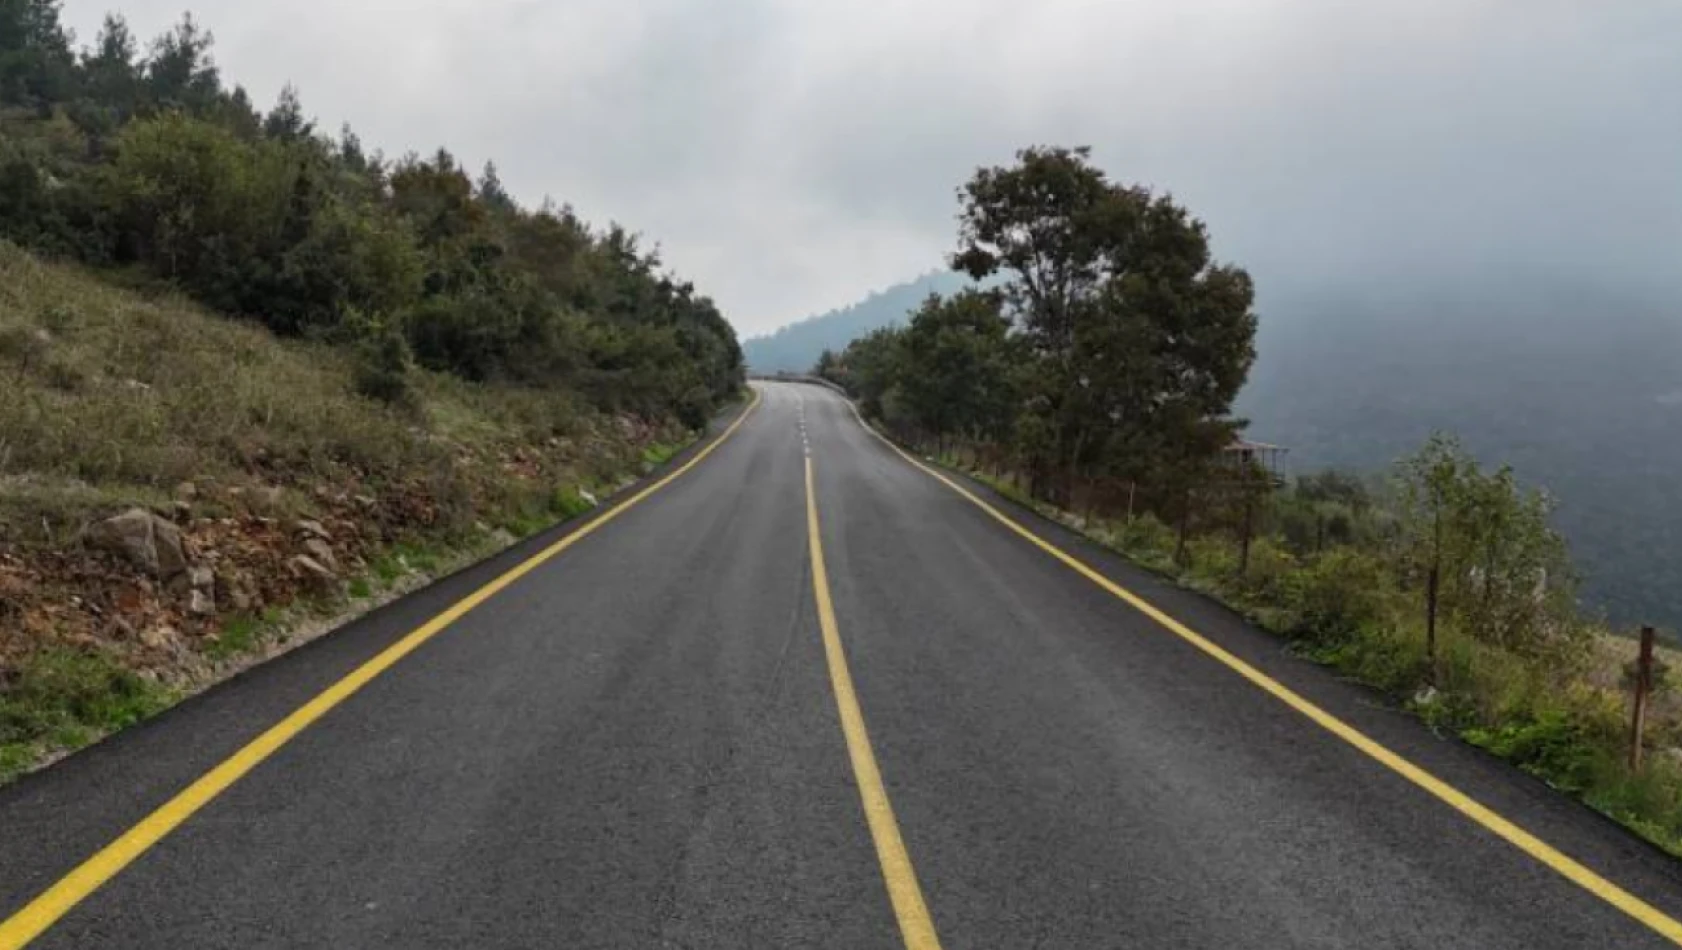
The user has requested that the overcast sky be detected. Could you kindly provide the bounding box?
[58,0,1682,337]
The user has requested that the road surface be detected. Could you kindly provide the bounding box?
[3,380,1681,948]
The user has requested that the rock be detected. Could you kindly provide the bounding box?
[291,554,335,585]
[489,528,518,549]
[1412,685,1440,707]
[302,537,338,572]
[187,589,215,616]
[83,508,187,580]
[139,624,181,651]
[353,494,377,510]
[169,500,192,521]
[227,585,253,613]
[173,481,197,502]
[294,519,331,541]
[186,564,215,590]
[578,489,598,507]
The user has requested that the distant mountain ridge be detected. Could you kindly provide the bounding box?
[1238,271,1682,630]
[743,271,973,373]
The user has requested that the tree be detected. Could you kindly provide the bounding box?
[0,0,75,112]
[143,14,220,114]
[953,146,1257,505]
[477,160,515,212]
[79,14,140,124]
[897,290,1017,452]
[262,83,313,142]
[1398,434,1579,670]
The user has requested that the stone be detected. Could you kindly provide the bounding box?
[139,624,180,651]
[186,565,215,590]
[84,508,187,580]
[294,519,331,541]
[187,588,215,616]
[291,554,335,584]
[302,537,338,573]
[173,481,197,502]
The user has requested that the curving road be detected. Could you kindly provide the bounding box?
[2,380,1681,948]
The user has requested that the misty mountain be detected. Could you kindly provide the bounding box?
[1237,271,1682,631]
[791,266,1682,630]
[742,271,974,373]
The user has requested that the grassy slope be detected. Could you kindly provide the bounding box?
[0,242,699,779]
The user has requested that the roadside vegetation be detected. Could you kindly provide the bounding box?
[0,1,743,779]
[819,146,1682,855]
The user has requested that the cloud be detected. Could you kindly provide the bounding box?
[58,0,1682,335]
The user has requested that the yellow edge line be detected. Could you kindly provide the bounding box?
[845,401,1682,946]
[805,455,944,950]
[0,389,764,950]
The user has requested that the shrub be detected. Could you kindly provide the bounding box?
[1283,548,1389,645]
[352,318,414,406]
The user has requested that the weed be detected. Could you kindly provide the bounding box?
[549,486,596,520]
[208,614,263,661]
[0,648,173,751]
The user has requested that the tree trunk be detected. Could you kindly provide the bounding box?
[1175,488,1192,567]
[1426,564,1440,682]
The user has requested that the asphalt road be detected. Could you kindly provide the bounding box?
[3,380,1682,948]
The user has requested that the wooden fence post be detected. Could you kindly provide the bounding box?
[1631,625,1657,771]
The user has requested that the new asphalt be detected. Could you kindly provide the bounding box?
[2,380,1680,948]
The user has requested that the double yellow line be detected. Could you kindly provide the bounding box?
[805,455,944,949]
[0,391,763,950]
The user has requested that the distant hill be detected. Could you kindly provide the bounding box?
[1237,270,1682,631]
[743,271,973,373]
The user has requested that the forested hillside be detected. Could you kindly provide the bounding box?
[0,2,743,424]
[1238,273,1682,630]
[741,271,971,373]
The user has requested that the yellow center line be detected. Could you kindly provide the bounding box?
[0,390,764,950]
[804,455,944,950]
[844,399,1682,947]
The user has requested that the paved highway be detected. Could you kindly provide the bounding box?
[3,380,1682,948]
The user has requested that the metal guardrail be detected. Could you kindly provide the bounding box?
[746,372,851,398]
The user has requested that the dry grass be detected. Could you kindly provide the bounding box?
[0,241,696,779]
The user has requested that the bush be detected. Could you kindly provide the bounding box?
[352,318,414,406]
[1283,548,1389,645]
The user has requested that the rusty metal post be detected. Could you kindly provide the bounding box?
[1425,564,1440,679]
[1631,625,1657,771]
[1238,486,1255,579]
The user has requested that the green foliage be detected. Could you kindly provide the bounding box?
[1465,708,1603,793]
[0,3,741,430]
[833,147,1257,513]
[1397,433,1579,657]
[0,647,174,750]
[1281,548,1389,644]
[549,485,596,520]
[352,316,414,405]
